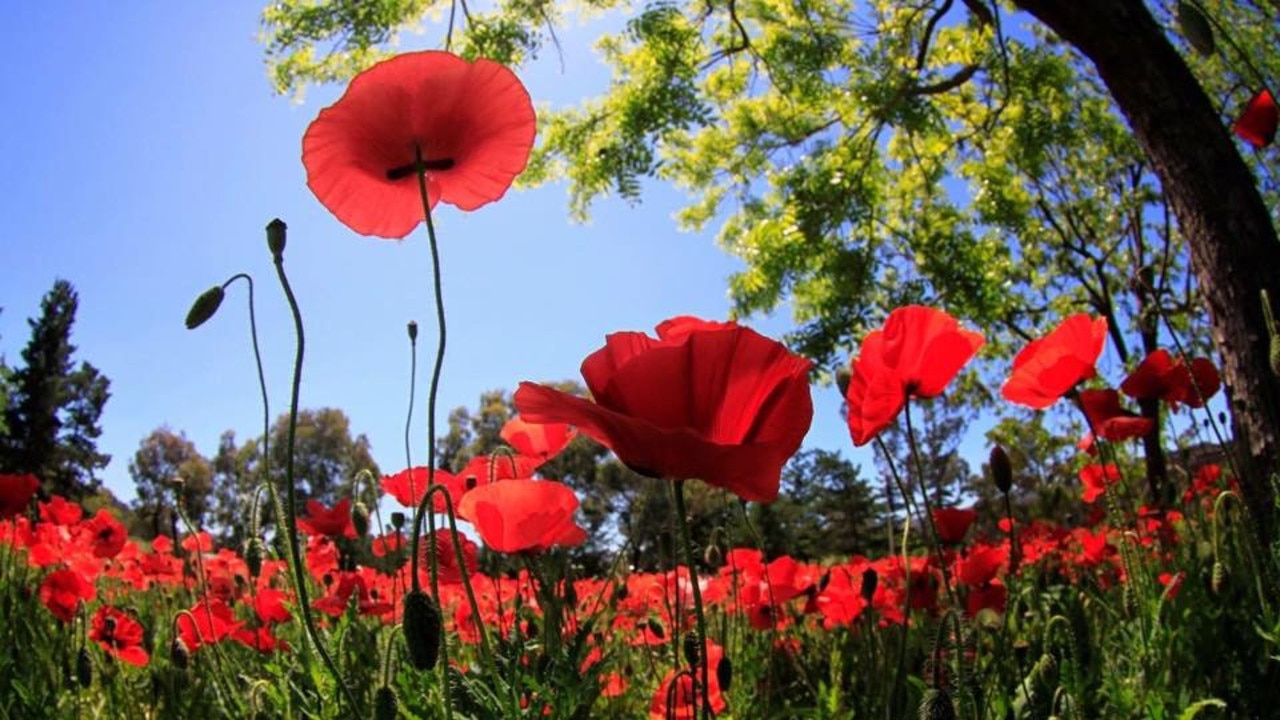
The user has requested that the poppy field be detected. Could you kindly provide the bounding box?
[3,47,1280,720]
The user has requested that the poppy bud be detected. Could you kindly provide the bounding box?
[76,647,93,688]
[351,501,371,538]
[563,579,577,608]
[918,688,957,720]
[716,655,733,691]
[266,218,287,258]
[1270,333,1280,378]
[835,365,852,398]
[703,541,723,568]
[990,445,1013,494]
[374,686,398,720]
[1211,561,1226,595]
[244,537,265,579]
[402,590,442,671]
[184,286,225,330]
[860,568,879,603]
[646,618,666,640]
[391,511,406,531]
[170,637,190,670]
[682,633,700,666]
[407,321,418,342]
[1176,0,1215,56]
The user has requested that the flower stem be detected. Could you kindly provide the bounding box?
[272,246,359,713]
[671,480,711,720]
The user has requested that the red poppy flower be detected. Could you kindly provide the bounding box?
[1079,463,1121,504]
[456,479,586,554]
[382,466,464,512]
[38,568,96,623]
[177,599,242,652]
[254,587,293,625]
[302,51,537,238]
[501,415,577,466]
[39,495,82,526]
[845,306,984,446]
[1234,88,1278,148]
[418,528,479,585]
[1078,388,1155,442]
[1002,314,1108,409]
[298,498,356,539]
[1120,349,1220,409]
[84,510,128,558]
[648,639,728,719]
[89,606,149,667]
[513,316,813,502]
[0,473,39,519]
[932,507,978,544]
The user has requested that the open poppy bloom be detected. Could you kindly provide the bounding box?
[1120,349,1220,409]
[500,415,577,466]
[456,479,586,554]
[0,473,39,520]
[649,639,728,719]
[1002,314,1108,409]
[513,316,813,502]
[1077,388,1155,442]
[1079,463,1122,504]
[1234,88,1278,148]
[303,51,537,238]
[297,498,357,539]
[845,306,984,446]
[932,507,978,544]
[39,568,96,623]
[89,606,150,667]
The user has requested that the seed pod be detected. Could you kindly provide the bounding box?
[374,685,399,720]
[918,688,957,720]
[352,501,371,538]
[402,590,442,671]
[244,537,265,579]
[266,219,287,258]
[990,445,1013,494]
[407,321,419,342]
[184,286,225,330]
[76,647,93,688]
[1176,0,1216,56]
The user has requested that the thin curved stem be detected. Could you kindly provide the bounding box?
[272,249,359,713]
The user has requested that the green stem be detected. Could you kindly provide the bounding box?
[902,401,958,607]
[272,245,359,713]
[672,480,712,720]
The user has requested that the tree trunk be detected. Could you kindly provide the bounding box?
[1012,0,1280,546]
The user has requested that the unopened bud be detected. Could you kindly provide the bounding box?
[1270,334,1280,378]
[919,688,957,720]
[407,321,418,342]
[374,686,399,720]
[703,541,723,568]
[1211,561,1226,595]
[1176,0,1216,56]
[76,647,93,688]
[184,286,225,330]
[836,365,852,398]
[860,568,878,603]
[390,511,406,531]
[244,537,265,579]
[352,501,371,538]
[990,445,1014,494]
[170,637,190,670]
[716,655,733,691]
[402,590,442,671]
[682,633,700,666]
[266,218,287,258]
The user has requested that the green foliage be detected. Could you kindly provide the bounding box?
[128,426,215,540]
[0,279,111,501]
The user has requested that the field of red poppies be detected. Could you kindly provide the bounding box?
[3,48,1279,720]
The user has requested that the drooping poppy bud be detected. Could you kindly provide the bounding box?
[266,218,287,258]
[244,538,265,579]
[919,688,957,720]
[170,637,190,670]
[990,445,1013,494]
[1176,0,1215,56]
[351,501,371,538]
[184,286,225,330]
[716,655,733,691]
[374,686,398,720]
[402,590,442,671]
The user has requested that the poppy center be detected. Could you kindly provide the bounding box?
[386,158,455,180]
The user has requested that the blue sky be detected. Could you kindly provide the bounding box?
[0,2,860,504]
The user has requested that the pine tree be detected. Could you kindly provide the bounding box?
[0,280,111,500]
